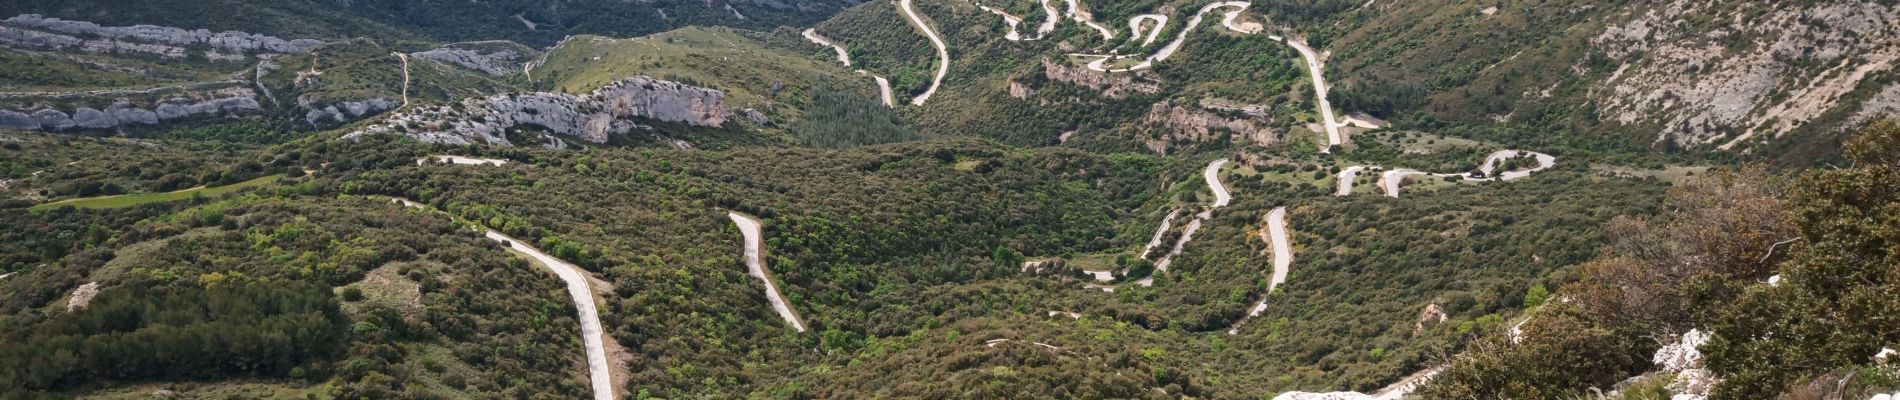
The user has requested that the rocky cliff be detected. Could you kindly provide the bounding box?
[0,14,323,60]
[349,76,729,147]
[0,87,262,132]
[1143,99,1280,154]
[302,98,398,127]
[411,41,539,77]
[1041,58,1161,99]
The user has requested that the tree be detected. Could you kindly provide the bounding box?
[1704,120,1900,398]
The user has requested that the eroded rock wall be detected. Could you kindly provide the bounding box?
[349,76,728,146]
[1,14,323,57]
[0,88,263,132]
[1041,58,1161,98]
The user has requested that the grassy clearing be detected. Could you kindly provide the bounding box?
[29,174,282,211]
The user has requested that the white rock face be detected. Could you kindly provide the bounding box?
[0,110,35,130]
[66,282,100,312]
[303,99,398,126]
[3,90,263,132]
[1654,329,1711,372]
[1145,100,1280,153]
[4,14,323,54]
[410,42,538,76]
[1653,329,1719,400]
[352,76,728,146]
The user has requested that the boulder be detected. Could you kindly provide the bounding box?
[32,109,74,130]
[107,104,160,125]
[71,107,114,129]
[0,110,37,130]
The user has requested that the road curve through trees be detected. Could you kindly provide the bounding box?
[1129,14,1167,46]
[801,28,897,108]
[1228,205,1291,335]
[1336,166,1366,196]
[1336,150,1559,198]
[727,212,809,332]
[391,198,615,400]
[393,52,412,108]
[1284,39,1342,152]
[897,0,950,106]
[801,29,852,66]
[1135,159,1232,287]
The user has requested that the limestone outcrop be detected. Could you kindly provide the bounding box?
[410,42,538,77]
[0,90,263,132]
[350,76,728,146]
[302,98,399,127]
[1,14,323,59]
[1041,58,1160,98]
[1144,100,1279,153]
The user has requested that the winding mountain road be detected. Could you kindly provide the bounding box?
[975,4,1026,41]
[393,52,411,108]
[1138,209,1184,260]
[897,0,950,106]
[1336,166,1366,196]
[728,212,809,332]
[1380,169,1429,198]
[1284,39,1341,152]
[1228,206,1290,335]
[1129,15,1167,46]
[1061,0,1115,41]
[485,229,617,400]
[391,198,615,400]
[1338,150,1558,198]
[1135,159,1231,287]
[801,29,852,66]
[802,29,896,108]
[866,72,895,107]
[1475,150,1557,181]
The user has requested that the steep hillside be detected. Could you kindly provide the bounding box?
[1319,0,1900,160]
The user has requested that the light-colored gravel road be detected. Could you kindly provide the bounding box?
[1138,209,1184,260]
[1284,38,1341,152]
[1129,14,1167,46]
[393,52,411,108]
[1136,159,1232,287]
[1475,150,1556,181]
[728,212,809,332]
[976,4,1026,41]
[1337,166,1366,196]
[897,0,950,106]
[392,198,615,400]
[868,73,894,107]
[416,156,510,166]
[1205,158,1233,207]
[1380,169,1429,198]
[484,229,617,400]
[801,29,852,66]
[1228,206,1290,335]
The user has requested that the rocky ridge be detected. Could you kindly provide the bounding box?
[410,42,539,77]
[1040,58,1161,98]
[349,76,730,147]
[1144,100,1279,154]
[0,87,263,132]
[0,14,322,60]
